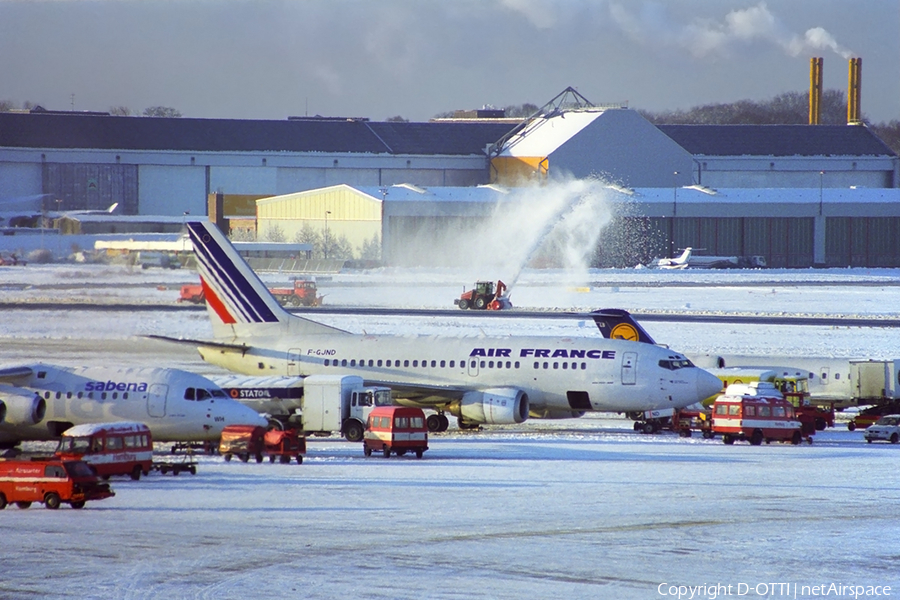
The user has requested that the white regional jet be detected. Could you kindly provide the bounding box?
[0,364,267,449]
[158,221,722,431]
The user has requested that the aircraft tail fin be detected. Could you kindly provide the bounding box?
[590,309,656,344]
[186,221,345,338]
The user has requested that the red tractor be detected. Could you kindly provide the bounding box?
[454,280,511,310]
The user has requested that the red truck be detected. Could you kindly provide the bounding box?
[711,383,808,445]
[179,278,321,307]
[268,278,320,307]
[0,458,115,510]
[363,406,429,458]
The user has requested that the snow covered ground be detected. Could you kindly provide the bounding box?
[2,263,900,599]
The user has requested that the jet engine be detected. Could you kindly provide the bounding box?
[451,388,529,425]
[0,388,47,425]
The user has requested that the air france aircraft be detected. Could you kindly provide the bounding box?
[156,221,722,431]
[0,363,267,448]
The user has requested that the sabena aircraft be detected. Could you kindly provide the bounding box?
[0,364,267,448]
[154,221,722,432]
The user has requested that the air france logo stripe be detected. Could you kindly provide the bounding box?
[189,227,256,322]
[200,276,237,324]
[193,225,278,323]
[191,235,257,323]
[187,223,279,323]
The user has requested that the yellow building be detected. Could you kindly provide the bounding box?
[255,185,382,258]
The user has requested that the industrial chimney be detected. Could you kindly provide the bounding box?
[809,57,823,125]
[847,57,862,124]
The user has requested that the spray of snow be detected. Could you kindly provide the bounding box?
[390,177,617,294]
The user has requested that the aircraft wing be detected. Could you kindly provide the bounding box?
[0,365,34,384]
[144,334,251,353]
[360,378,469,404]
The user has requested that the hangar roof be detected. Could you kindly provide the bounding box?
[658,124,896,157]
[0,113,516,156]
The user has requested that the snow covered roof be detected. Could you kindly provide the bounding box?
[63,421,150,436]
[356,184,509,203]
[496,109,606,158]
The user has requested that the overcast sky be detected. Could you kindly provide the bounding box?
[1,0,897,123]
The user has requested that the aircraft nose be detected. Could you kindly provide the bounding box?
[697,368,724,404]
[227,402,268,427]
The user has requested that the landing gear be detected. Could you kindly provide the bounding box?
[426,412,450,433]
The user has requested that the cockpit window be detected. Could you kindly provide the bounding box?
[196,388,211,401]
[210,389,227,398]
[184,387,195,400]
[658,358,695,370]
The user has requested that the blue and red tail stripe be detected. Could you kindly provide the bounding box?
[187,222,280,324]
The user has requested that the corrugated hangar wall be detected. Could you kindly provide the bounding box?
[42,163,139,214]
[592,215,900,268]
[255,186,382,257]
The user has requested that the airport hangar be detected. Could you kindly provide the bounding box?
[1,98,899,268]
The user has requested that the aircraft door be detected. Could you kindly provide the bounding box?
[621,352,637,385]
[288,349,302,376]
[467,358,480,378]
[147,384,168,418]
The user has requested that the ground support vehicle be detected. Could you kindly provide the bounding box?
[0,458,114,509]
[55,421,152,481]
[152,450,198,475]
[180,278,322,307]
[863,414,900,444]
[711,382,808,445]
[219,425,266,463]
[454,280,511,310]
[667,407,715,438]
[364,407,428,458]
[263,428,306,464]
[268,278,321,307]
[705,368,834,433]
[178,283,206,304]
[214,374,390,441]
[219,425,306,464]
[300,375,393,442]
[848,401,900,431]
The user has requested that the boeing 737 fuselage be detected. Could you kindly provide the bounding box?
[167,222,722,430]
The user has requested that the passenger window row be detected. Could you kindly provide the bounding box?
[42,391,132,401]
[321,357,587,371]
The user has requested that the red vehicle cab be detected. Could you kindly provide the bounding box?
[712,382,806,445]
[363,406,428,458]
[56,422,153,480]
[0,458,115,509]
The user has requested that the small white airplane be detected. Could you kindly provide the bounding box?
[0,364,267,449]
[151,221,722,431]
[0,194,120,229]
[650,247,692,269]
